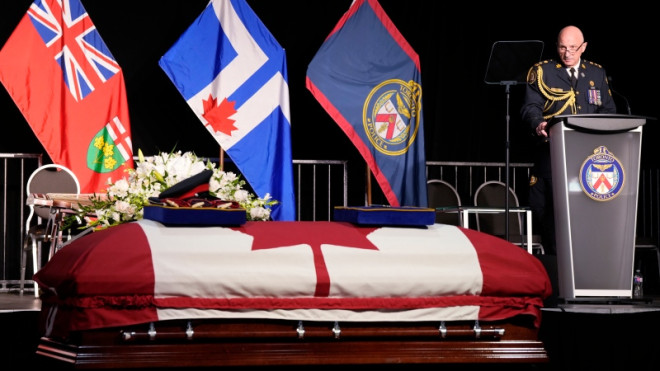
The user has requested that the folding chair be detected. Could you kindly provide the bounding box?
[474,180,544,254]
[427,179,462,226]
[21,164,80,296]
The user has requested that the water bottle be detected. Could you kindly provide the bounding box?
[633,269,644,299]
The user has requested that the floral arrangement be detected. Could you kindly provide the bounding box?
[71,150,277,230]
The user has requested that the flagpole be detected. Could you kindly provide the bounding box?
[219,148,224,171]
[366,165,372,206]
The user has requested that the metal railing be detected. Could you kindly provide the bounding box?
[0,153,42,291]
[1,155,657,291]
[426,161,535,206]
[294,160,348,221]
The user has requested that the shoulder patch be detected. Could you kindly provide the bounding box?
[527,67,537,84]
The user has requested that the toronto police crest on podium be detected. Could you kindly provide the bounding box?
[579,145,625,201]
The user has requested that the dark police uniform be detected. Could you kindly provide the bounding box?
[520,59,617,254]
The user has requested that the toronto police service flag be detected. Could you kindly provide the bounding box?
[306,0,427,207]
[159,0,295,221]
[0,0,134,193]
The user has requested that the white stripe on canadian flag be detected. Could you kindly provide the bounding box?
[323,225,483,297]
[141,220,482,299]
[106,116,132,161]
[142,220,318,298]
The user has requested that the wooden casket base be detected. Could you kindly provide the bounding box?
[35,318,548,368]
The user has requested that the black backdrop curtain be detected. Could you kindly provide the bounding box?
[1,1,657,171]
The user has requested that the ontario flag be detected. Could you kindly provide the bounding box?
[306,0,427,207]
[159,0,295,221]
[0,0,133,193]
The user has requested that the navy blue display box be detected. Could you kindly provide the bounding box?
[143,205,247,226]
[333,206,435,227]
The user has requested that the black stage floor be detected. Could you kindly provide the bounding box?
[2,290,659,370]
[3,248,660,370]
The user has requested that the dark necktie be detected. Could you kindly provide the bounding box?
[569,68,577,90]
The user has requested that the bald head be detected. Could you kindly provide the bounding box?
[558,26,584,44]
[556,25,586,68]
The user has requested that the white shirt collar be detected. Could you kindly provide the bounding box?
[566,59,581,74]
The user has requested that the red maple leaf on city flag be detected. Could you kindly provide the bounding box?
[202,94,238,135]
[233,222,379,296]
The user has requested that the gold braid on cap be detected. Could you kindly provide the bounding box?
[535,66,576,120]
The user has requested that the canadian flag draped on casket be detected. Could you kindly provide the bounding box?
[35,220,551,337]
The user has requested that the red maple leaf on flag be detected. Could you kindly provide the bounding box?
[202,94,238,135]
[233,222,379,297]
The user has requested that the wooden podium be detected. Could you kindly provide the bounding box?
[549,114,646,300]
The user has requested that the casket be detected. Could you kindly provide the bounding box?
[33,220,552,368]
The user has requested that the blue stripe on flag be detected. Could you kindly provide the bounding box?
[159,0,295,221]
[159,5,236,100]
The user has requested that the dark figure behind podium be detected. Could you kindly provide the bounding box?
[520,25,617,255]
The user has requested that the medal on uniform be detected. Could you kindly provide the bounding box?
[588,88,602,106]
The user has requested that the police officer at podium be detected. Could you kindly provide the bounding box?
[520,25,617,255]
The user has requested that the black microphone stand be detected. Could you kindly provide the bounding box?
[484,40,543,242]
[608,75,632,115]
[500,80,517,240]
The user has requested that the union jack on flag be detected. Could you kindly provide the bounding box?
[0,0,134,193]
[27,0,121,101]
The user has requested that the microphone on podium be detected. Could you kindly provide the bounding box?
[608,75,632,115]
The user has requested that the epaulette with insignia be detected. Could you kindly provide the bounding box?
[534,59,551,67]
[586,60,603,69]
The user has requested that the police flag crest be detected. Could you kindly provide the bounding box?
[579,146,625,201]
